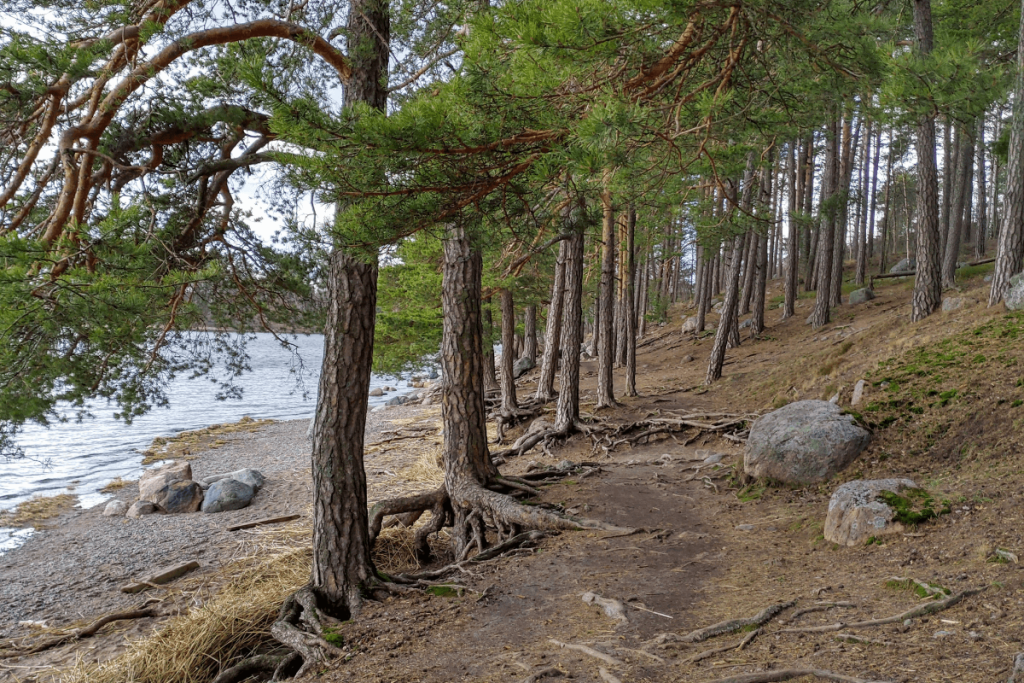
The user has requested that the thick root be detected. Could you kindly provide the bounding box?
[268,586,346,679]
[679,600,795,643]
[368,488,450,562]
[701,670,893,683]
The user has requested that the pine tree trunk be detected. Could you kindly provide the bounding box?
[535,239,567,402]
[614,213,628,367]
[880,128,894,274]
[868,126,882,264]
[523,305,537,364]
[596,183,616,408]
[911,0,943,321]
[482,301,500,393]
[706,232,744,383]
[992,18,1024,306]
[624,206,638,397]
[752,157,773,335]
[976,113,988,259]
[855,120,872,286]
[555,223,585,431]
[941,117,952,253]
[498,288,518,415]
[831,115,855,307]
[810,116,840,328]
[943,120,973,287]
[739,230,756,315]
[638,256,649,337]
[309,0,388,620]
[784,140,799,319]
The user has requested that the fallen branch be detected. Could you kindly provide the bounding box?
[783,602,856,623]
[599,668,622,683]
[548,639,623,666]
[833,633,893,646]
[701,669,893,683]
[689,627,761,663]
[2,606,159,657]
[520,667,565,683]
[680,600,795,642]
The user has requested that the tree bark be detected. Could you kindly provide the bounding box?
[555,220,585,431]
[706,232,744,384]
[783,140,800,319]
[751,156,773,336]
[739,230,756,315]
[596,181,617,408]
[976,113,988,259]
[624,205,638,397]
[911,0,943,321]
[535,240,567,402]
[991,6,1024,306]
[943,120,974,287]
[810,116,840,328]
[523,304,537,364]
[498,288,518,415]
[855,120,873,286]
[482,301,500,393]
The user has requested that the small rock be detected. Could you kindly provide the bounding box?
[851,379,868,407]
[903,619,913,627]
[941,296,975,311]
[513,355,536,378]
[736,524,755,531]
[682,354,695,363]
[824,478,918,546]
[581,592,628,625]
[386,395,407,406]
[702,452,725,465]
[139,461,192,502]
[968,631,983,641]
[422,397,432,406]
[829,392,840,404]
[739,318,753,329]
[127,500,159,518]
[849,287,875,305]
[744,400,871,484]
[933,630,953,638]
[103,500,129,517]
[712,301,724,313]
[554,459,577,472]
[428,369,439,380]
[984,274,993,283]
[150,479,204,514]
[1008,653,1024,683]
[202,479,255,513]
[369,387,383,396]
[889,257,915,274]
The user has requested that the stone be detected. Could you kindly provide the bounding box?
[554,459,577,472]
[933,630,954,639]
[984,274,993,283]
[1005,273,1024,311]
[702,452,725,465]
[823,478,918,546]
[422,397,433,406]
[204,468,265,493]
[513,355,536,378]
[849,287,875,305]
[138,461,192,502]
[369,387,383,396]
[386,395,407,406]
[428,369,439,380]
[681,316,699,333]
[851,379,868,407]
[744,400,871,484]
[739,318,753,329]
[889,257,915,274]
[1008,653,1024,683]
[306,418,315,442]
[127,500,158,518]
[942,296,975,311]
[103,500,128,517]
[682,355,695,363]
[712,301,724,312]
[829,392,840,404]
[735,524,755,531]
[202,478,255,513]
[150,479,204,514]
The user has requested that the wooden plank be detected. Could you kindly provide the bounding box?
[226,514,301,532]
[120,560,200,593]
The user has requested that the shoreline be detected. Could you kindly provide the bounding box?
[0,401,441,678]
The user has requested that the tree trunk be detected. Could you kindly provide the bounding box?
[535,240,567,402]
[739,230,756,314]
[810,115,840,328]
[555,222,585,431]
[751,156,773,336]
[614,213,628,367]
[831,114,855,307]
[638,256,648,338]
[879,128,894,274]
[523,305,537,364]
[855,120,872,286]
[976,113,988,259]
[596,182,616,408]
[943,120,973,287]
[309,0,388,621]
[706,232,744,383]
[784,140,800,319]
[498,288,518,415]
[868,125,882,264]
[482,301,500,393]
[624,205,638,397]
[941,117,952,255]
[992,13,1024,306]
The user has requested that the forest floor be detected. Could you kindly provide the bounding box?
[3,259,1024,683]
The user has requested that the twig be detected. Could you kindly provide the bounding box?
[680,600,795,642]
[520,666,564,683]
[548,639,622,666]
[2,606,159,657]
[701,669,893,683]
[689,627,761,663]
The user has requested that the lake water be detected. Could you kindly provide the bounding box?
[0,333,422,553]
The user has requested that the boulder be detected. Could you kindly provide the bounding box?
[849,287,875,305]
[150,480,204,514]
[127,500,159,518]
[202,479,255,513]
[369,387,383,396]
[386,395,407,406]
[851,379,868,407]
[942,296,976,311]
[428,369,439,380]
[681,316,698,333]
[889,257,915,274]
[1005,273,1024,311]
[744,400,871,484]
[204,468,265,493]
[824,478,918,546]
[513,355,536,378]
[739,318,753,329]
[712,301,724,313]
[103,500,129,517]
[139,461,192,502]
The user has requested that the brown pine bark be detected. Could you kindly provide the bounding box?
[555,223,585,431]
[482,301,500,393]
[498,288,518,416]
[596,182,617,408]
[855,120,872,286]
[523,305,537,365]
[751,157,773,336]
[976,114,988,259]
[810,115,840,328]
[991,18,1024,306]
[783,140,800,319]
[911,0,943,321]
[624,205,638,397]
[831,114,855,307]
[535,240,567,402]
[943,120,974,287]
[739,230,756,315]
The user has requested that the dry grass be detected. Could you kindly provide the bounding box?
[100,478,129,493]
[0,494,78,528]
[141,416,274,464]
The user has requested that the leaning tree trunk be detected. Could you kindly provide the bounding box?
[523,305,537,365]
[991,5,1024,305]
[706,232,744,384]
[911,0,943,321]
[596,181,617,408]
[624,205,638,397]
[810,116,840,328]
[535,239,567,402]
[555,224,585,431]
[498,288,518,417]
[482,300,500,394]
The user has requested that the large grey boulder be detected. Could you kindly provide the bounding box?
[151,480,204,514]
[681,316,699,334]
[744,400,871,484]
[824,478,918,546]
[942,296,976,311]
[203,468,265,493]
[849,287,875,305]
[889,257,915,274]
[513,355,536,378]
[139,461,192,502]
[202,479,255,513]
[1005,273,1024,311]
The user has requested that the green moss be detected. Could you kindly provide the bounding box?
[427,585,460,597]
[322,627,344,647]
[878,488,950,525]
[1013,400,1023,408]
[885,578,950,598]
[864,536,880,546]
[737,482,766,501]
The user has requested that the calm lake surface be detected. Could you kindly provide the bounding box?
[0,333,418,553]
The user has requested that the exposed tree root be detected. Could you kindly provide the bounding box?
[778,587,986,634]
[210,651,301,683]
[389,530,552,583]
[267,586,347,679]
[587,411,758,455]
[599,667,623,683]
[783,602,856,623]
[1008,653,1024,683]
[368,488,450,563]
[679,600,795,643]
[548,638,623,666]
[0,605,161,657]
[833,633,893,647]
[700,669,892,683]
[520,666,565,683]
[688,627,761,663]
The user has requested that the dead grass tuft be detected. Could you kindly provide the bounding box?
[100,478,130,493]
[0,494,78,528]
[141,416,274,464]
